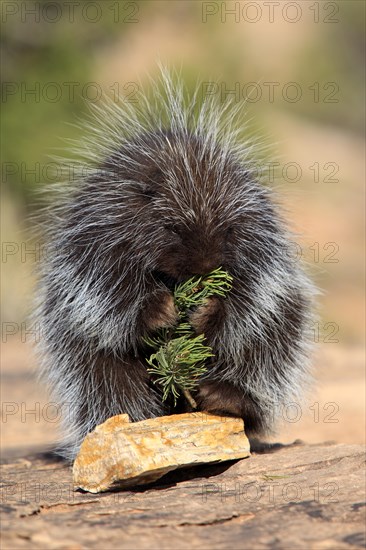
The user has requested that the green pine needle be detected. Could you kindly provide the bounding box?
[174,267,233,314]
[146,334,214,405]
[145,267,233,407]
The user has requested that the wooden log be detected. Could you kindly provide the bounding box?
[73,412,250,493]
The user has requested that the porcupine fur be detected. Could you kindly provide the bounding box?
[35,69,316,460]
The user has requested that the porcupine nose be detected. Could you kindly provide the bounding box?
[186,229,223,276]
[190,253,222,277]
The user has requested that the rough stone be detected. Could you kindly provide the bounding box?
[73,412,250,492]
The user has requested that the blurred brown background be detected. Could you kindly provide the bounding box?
[1,0,365,455]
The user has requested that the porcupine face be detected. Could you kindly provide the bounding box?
[105,130,245,288]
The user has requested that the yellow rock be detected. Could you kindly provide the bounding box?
[73,412,250,493]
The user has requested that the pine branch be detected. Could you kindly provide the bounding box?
[146,334,214,406]
[174,267,233,315]
[145,267,232,407]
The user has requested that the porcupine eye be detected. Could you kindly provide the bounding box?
[164,223,180,235]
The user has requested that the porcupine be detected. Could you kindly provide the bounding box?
[36,69,315,460]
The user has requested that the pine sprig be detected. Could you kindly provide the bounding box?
[174,267,233,314]
[145,267,233,407]
[146,335,214,405]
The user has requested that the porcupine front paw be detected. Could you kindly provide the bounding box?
[144,291,179,332]
[196,381,266,435]
[189,295,223,335]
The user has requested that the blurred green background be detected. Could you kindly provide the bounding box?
[1,1,365,448]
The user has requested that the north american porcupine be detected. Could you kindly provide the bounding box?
[36,69,315,460]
